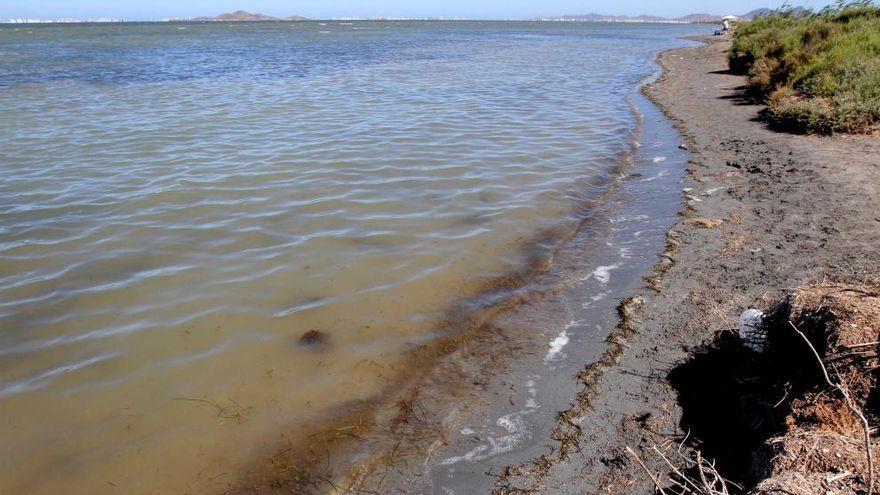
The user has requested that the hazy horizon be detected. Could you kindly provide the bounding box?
[1,0,838,21]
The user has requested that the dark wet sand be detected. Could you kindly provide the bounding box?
[492,37,880,493]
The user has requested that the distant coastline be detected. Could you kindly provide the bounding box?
[538,8,773,23]
[2,7,778,25]
[4,17,125,24]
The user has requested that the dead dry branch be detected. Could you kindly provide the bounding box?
[788,320,875,495]
[626,444,739,495]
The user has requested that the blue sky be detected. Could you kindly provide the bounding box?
[1,0,837,21]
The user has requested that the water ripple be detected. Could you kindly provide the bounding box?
[0,20,712,495]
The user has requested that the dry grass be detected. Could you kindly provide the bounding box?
[787,317,874,494]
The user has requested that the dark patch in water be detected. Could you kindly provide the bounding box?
[298,329,328,350]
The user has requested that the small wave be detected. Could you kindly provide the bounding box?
[0,353,119,398]
[273,297,330,317]
[582,291,610,309]
[610,213,649,224]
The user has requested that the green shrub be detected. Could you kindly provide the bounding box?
[728,1,880,134]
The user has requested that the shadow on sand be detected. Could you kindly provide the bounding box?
[666,305,825,489]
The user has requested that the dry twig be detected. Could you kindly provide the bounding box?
[789,320,875,495]
[625,446,668,495]
[626,444,736,495]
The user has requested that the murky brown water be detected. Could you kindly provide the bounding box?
[0,20,710,494]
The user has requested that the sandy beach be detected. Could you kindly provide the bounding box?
[492,36,880,493]
[4,20,878,494]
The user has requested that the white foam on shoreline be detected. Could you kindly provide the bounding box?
[592,263,620,284]
[544,321,578,362]
[544,330,568,362]
[582,291,609,309]
[610,213,648,224]
[441,379,540,466]
[652,156,667,163]
[639,170,668,182]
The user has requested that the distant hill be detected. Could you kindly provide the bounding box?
[540,12,722,23]
[741,6,810,19]
[677,13,721,23]
[546,13,673,22]
[741,8,773,20]
[191,10,310,22]
[541,6,813,23]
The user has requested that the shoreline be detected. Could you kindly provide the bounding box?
[494,36,880,493]
[0,23,715,495]
[334,38,700,494]
[219,39,695,493]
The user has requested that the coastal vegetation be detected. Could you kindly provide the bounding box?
[729,1,880,134]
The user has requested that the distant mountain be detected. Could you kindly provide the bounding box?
[540,12,722,23]
[741,6,809,19]
[677,13,721,23]
[191,10,310,22]
[741,8,773,20]
[542,6,815,23]
[547,13,672,22]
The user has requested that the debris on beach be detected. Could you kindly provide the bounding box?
[638,283,880,494]
[737,308,765,352]
[752,284,880,495]
[688,217,725,229]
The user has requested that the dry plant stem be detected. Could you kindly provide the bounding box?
[788,320,875,495]
[625,446,668,495]
[847,341,880,349]
[652,445,702,493]
[628,444,734,495]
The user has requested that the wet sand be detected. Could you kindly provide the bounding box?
[493,37,880,493]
